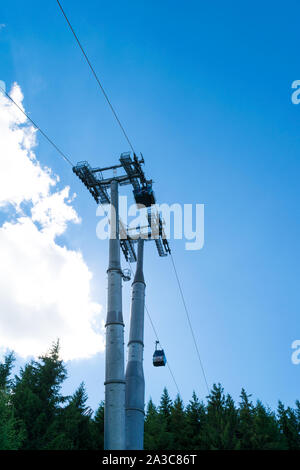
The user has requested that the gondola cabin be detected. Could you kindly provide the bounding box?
[133,183,155,208]
[153,341,167,367]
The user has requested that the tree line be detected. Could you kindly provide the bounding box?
[0,342,299,450]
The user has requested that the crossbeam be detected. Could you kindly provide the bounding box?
[73,152,171,258]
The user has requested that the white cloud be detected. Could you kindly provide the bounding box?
[0,83,104,360]
[31,186,80,239]
[0,85,56,208]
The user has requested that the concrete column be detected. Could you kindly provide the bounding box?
[125,238,146,449]
[104,179,125,450]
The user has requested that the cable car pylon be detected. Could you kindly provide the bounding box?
[125,238,146,449]
[104,179,125,450]
[73,152,171,450]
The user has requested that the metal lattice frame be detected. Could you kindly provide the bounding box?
[73,152,171,260]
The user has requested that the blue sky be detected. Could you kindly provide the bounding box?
[1,0,300,412]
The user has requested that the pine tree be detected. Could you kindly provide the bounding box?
[153,388,174,449]
[0,391,25,449]
[170,395,188,449]
[0,353,24,450]
[91,401,104,450]
[295,400,300,431]
[65,382,93,449]
[0,351,15,390]
[222,393,238,449]
[236,388,255,449]
[252,400,284,450]
[277,401,299,450]
[159,387,173,419]
[186,391,206,449]
[47,382,93,450]
[144,398,161,450]
[12,340,67,449]
[204,383,226,449]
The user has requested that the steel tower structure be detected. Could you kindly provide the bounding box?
[125,238,146,449]
[73,152,170,449]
